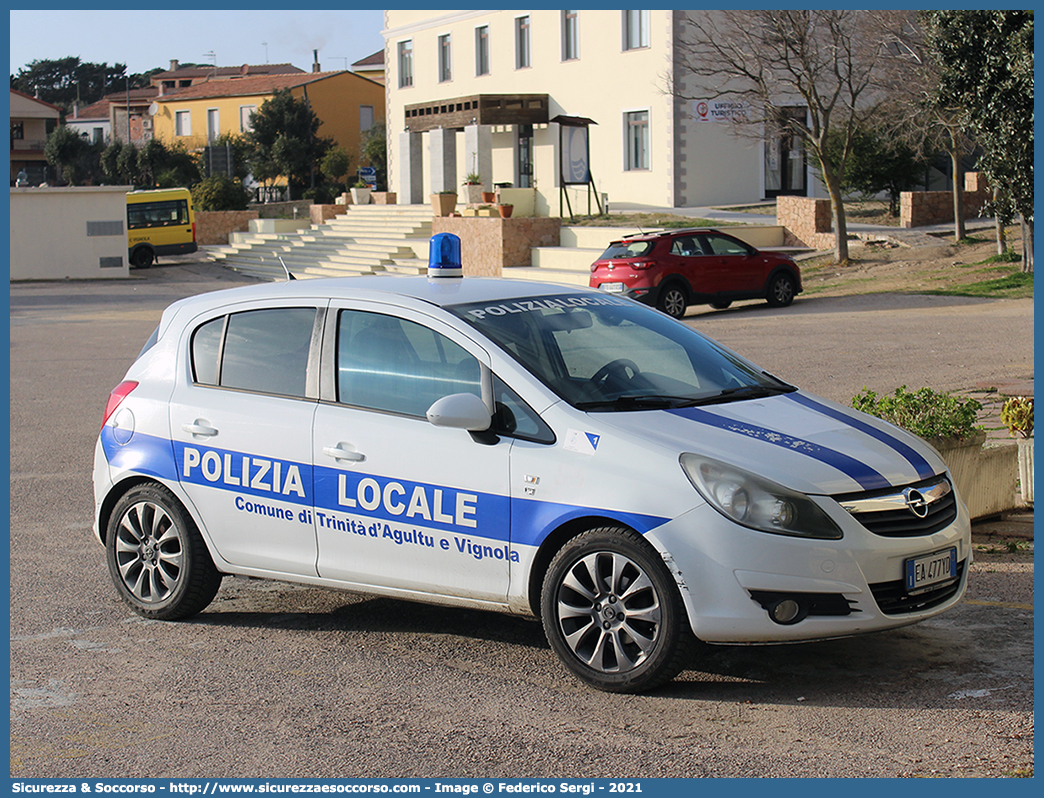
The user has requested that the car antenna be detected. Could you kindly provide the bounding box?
[277,255,296,281]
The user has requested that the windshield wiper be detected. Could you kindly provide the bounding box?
[575,395,700,411]
[681,384,796,407]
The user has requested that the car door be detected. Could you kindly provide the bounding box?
[168,302,323,576]
[667,235,714,295]
[699,232,763,293]
[311,303,512,603]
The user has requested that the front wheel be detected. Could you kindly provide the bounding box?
[541,526,694,692]
[766,272,796,307]
[656,284,688,319]
[106,483,221,620]
[131,247,154,268]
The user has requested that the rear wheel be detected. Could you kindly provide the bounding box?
[106,483,221,620]
[131,247,154,268]
[656,284,688,319]
[541,526,693,692]
[766,272,796,307]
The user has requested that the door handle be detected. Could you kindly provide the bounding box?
[323,444,365,463]
[182,420,218,438]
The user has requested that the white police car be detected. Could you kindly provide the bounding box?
[94,233,971,693]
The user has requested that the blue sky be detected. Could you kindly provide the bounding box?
[9,8,388,78]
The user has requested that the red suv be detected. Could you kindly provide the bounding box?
[589,228,802,318]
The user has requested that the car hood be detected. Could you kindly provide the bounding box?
[596,390,947,496]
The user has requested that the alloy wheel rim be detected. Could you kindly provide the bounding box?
[114,501,185,602]
[556,551,662,673]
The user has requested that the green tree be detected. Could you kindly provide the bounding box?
[819,127,927,217]
[359,121,387,190]
[10,57,149,112]
[44,125,88,184]
[924,11,1034,272]
[100,139,124,183]
[246,88,332,200]
[154,143,201,189]
[116,141,139,184]
[321,146,352,188]
[191,175,250,211]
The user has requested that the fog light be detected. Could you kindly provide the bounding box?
[768,598,806,625]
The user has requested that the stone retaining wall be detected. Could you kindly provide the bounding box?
[900,172,990,228]
[309,204,348,225]
[776,195,836,250]
[433,217,562,275]
[194,210,260,245]
[248,200,314,219]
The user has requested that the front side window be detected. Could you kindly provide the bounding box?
[449,294,790,410]
[562,10,579,60]
[175,110,191,137]
[336,310,480,417]
[191,307,317,398]
[438,33,453,82]
[625,110,649,171]
[398,40,414,88]
[475,25,490,76]
[701,233,753,257]
[623,10,650,50]
[515,16,531,69]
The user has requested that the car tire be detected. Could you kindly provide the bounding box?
[710,300,732,310]
[766,272,796,307]
[541,526,694,693]
[106,483,221,620]
[656,284,688,319]
[131,248,154,268]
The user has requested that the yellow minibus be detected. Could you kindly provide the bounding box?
[127,188,197,267]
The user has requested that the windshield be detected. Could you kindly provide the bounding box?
[448,294,794,411]
[598,240,654,259]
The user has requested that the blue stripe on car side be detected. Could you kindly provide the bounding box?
[667,406,891,491]
[785,392,936,480]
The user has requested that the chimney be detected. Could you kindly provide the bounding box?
[312,49,320,73]
[170,59,180,72]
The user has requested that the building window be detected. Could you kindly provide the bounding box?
[438,33,453,83]
[359,105,375,133]
[92,127,105,144]
[162,80,175,91]
[515,16,531,69]
[625,110,649,171]
[239,105,257,133]
[207,108,219,143]
[398,40,414,88]
[475,25,490,76]
[623,10,650,50]
[562,10,579,61]
[11,122,24,140]
[175,110,191,137]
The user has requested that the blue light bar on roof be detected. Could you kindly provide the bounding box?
[428,232,463,278]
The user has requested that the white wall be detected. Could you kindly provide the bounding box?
[10,187,132,280]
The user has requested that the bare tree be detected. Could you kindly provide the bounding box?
[870,11,976,244]
[671,10,893,265]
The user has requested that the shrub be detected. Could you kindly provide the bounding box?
[851,386,982,440]
[1000,396,1033,438]
[191,175,250,211]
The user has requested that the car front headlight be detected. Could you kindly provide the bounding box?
[679,453,842,539]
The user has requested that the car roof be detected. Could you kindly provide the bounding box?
[160,274,600,321]
[612,227,723,243]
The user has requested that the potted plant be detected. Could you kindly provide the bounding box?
[1001,396,1034,504]
[498,203,514,219]
[431,190,458,217]
[463,172,484,205]
[350,180,372,205]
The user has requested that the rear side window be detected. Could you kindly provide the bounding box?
[336,310,481,417]
[191,307,318,398]
[128,199,189,230]
[598,240,653,259]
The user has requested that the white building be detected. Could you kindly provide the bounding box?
[382,9,824,215]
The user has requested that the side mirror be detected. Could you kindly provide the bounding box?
[426,393,492,432]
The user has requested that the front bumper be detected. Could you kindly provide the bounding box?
[645,492,972,643]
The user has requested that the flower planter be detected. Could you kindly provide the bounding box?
[431,193,458,217]
[931,432,1019,519]
[463,184,483,204]
[498,204,514,219]
[1017,436,1034,504]
[482,191,496,204]
[350,187,371,205]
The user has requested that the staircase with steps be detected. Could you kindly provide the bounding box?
[208,204,434,281]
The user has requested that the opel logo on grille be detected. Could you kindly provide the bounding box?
[904,488,930,518]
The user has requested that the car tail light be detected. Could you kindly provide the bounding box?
[632,261,654,270]
[191,221,197,242]
[102,381,138,429]
[590,261,604,273]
